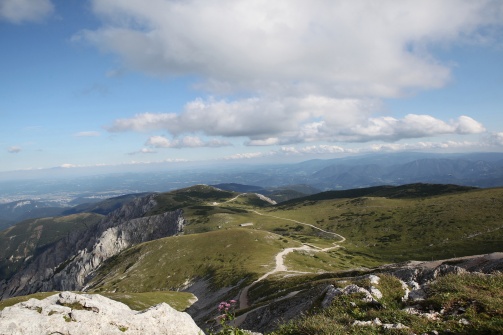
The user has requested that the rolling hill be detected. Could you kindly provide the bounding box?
[0,183,502,334]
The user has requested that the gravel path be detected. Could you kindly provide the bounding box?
[210,193,346,311]
[238,210,346,310]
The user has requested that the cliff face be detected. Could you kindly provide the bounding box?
[0,194,184,300]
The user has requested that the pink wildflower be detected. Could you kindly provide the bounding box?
[218,301,231,311]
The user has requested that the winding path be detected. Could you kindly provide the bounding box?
[238,209,346,310]
[251,210,346,243]
[210,192,346,312]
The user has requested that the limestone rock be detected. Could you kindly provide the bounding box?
[367,275,381,285]
[321,284,380,309]
[369,286,383,300]
[0,291,204,335]
[399,280,410,302]
[353,318,382,327]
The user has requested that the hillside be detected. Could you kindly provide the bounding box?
[0,183,502,334]
[0,194,185,300]
[269,186,503,264]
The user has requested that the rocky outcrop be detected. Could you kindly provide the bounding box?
[0,194,184,300]
[321,283,382,308]
[0,291,203,335]
[238,253,503,334]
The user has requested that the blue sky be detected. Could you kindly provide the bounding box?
[1,0,503,174]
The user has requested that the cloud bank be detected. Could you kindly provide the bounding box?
[109,97,485,144]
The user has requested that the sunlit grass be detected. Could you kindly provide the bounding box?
[88,229,297,293]
[269,272,503,335]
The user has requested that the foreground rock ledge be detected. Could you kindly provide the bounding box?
[0,291,204,335]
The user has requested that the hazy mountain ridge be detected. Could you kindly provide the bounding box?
[0,193,154,230]
[2,153,503,214]
[305,157,503,189]
[0,200,66,225]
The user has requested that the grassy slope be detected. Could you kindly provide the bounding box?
[95,184,501,296]
[87,228,297,293]
[268,187,503,264]
[148,184,237,215]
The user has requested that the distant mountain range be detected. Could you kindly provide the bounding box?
[1,152,503,227]
[241,152,503,190]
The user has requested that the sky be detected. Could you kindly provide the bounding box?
[1,0,503,174]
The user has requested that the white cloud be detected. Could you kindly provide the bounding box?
[455,116,487,134]
[0,0,54,23]
[74,131,101,137]
[145,135,231,149]
[319,114,486,142]
[60,163,77,168]
[82,0,502,97]
[109,96,485,144]
[108,96,378,141]
[246,138,281,146]
[7,146,21,153]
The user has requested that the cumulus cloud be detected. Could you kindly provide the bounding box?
[319,114,486,142]
[108,96,377,140]
[82,0,502,97]
[7,146,22,153]
[109,96,485,144]
[145,135,231,149]
[0,0,54,23]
